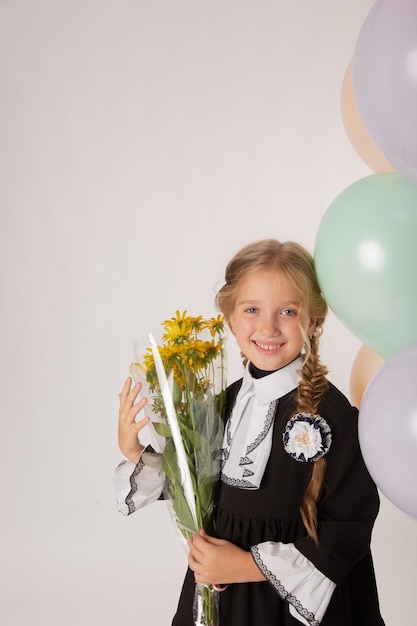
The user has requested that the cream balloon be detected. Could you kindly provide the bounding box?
[350,344,385,408]
[341,59,395,174]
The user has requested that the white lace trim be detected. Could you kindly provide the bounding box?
[251,545,320,626]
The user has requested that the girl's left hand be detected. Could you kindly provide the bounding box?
[187,529,266,585]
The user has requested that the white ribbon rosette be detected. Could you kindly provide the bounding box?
[283,413,332,462]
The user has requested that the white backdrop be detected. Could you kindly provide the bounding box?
[1,1,416,624]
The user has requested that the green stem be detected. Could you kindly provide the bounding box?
[196,583,218,626]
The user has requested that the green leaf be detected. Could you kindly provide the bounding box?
[189,396,206,426]
[197,477,215,513]
[169,484,197,538]
[162,439,197,537]
[152,422,172,438]
[172,377,182,407]
[162,438,180,482]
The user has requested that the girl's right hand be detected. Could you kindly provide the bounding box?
[118,377,151,465]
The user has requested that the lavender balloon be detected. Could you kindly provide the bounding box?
[359,341,417,519]
[353,0,417,186]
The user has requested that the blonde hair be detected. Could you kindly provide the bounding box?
[216,239,329,545]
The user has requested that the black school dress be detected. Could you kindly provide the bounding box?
[172,380,385,626]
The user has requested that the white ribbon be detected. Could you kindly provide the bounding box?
[149,333,198,529]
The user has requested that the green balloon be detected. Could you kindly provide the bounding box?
[314,172,417,358]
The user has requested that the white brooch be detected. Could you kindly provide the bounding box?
[283,413,332,462]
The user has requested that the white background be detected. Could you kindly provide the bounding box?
[1,1,416,624]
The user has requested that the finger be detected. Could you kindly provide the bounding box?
[119,378,144,405]
[133,415,151,433]
[198,529,223,546]
[127,395,148,420]
[121,402,149,433]
[187,551,196,570]
[188,551,206,579]
[119,377,138,404]
[189,533,205,551]
[118,380,135,414]
[188,535,205,560]
[119,382,145,419]
[119,377,133,397]
[126,381,144,407]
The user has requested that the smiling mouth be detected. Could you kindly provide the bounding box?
[253,341,284,351]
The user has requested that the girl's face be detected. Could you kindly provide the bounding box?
[229,269,316,371]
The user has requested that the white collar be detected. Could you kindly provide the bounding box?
[221,356,303,490]
[239,356,303,405]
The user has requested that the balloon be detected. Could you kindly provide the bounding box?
[341,58,395,174]
[349,344,384,408]
[314,172,417,358]
[359,341,417,519]
[353,0,417,186]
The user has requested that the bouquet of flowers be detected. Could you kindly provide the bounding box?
[129,311,226,626]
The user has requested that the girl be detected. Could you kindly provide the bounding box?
[115,239,385,625]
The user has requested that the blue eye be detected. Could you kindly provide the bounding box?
[245,307,258,314]
[282,309,297,317]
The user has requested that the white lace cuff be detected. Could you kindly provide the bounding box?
[251,541,336,626]
[114,448,164,516]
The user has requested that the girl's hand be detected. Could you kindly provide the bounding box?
[118,377,151,465]
[187,529,266,585]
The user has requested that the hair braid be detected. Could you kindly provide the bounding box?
[296,332,329,546]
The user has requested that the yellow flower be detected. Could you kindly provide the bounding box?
[142,312,226,414]
[162,310,192,345]
[190,315,205,334]
[163,310,189,327]
[205,314,225,337]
